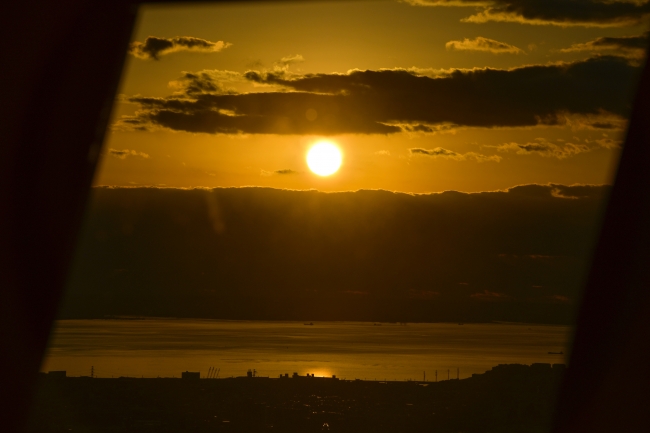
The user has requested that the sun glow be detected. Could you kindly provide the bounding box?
[306,141,342,176]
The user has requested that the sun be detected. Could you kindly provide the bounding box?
[306,141,342,176]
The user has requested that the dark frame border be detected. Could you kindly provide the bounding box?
[1,2,648,432]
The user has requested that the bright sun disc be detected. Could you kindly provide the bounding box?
[307,141,342,176]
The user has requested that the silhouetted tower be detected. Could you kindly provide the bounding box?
[435,370,437,382]
[91,366,94,378]
[448,369,450,380]
[423,371,426,382]
[457,368,459,380]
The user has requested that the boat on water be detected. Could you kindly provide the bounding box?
[304,322,314,326]
[548,351,564,355]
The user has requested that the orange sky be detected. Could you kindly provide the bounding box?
[95,0,648,193]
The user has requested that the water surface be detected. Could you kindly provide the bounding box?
[42,319,571,380]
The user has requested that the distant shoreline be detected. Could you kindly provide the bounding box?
[54,317,570,327]
[41,362,567,382]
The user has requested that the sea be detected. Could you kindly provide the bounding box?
[41,319,571,381]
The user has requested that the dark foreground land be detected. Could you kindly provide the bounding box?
[28,363,565,433]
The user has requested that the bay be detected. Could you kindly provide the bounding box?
[41,319,571,381]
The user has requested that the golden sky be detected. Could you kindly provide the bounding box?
[96,0,648,193]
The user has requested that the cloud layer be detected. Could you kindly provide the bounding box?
[487,140,592,159]
[60,184,608,323]
[117,56,639,136]
[405,0,650,27]
[410,147,502,162]
[261,169,300,176]
[129,36,231,60]
[108,149,150,159]
[560,31,649,58]
[446,37,524,54]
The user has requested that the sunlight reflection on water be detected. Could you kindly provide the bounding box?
[42,319,571,380]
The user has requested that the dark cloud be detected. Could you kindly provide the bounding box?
[108,149,150,159]
[174,72,223,95]
[129,36,231,60]
[487,134,624,158]
[260,169,301,176]
[488,139,592,159]
[243,69,288,85]
[60,184,608,323]
[167,70,243,96]
[446,36,524,54]
[118,56,639,135]
[411,147,459,157]
[410,147,501,162]
[405,0,650,27]
[121,92,400,135]
[560,31,649,58]
[552,112,629,131]
[387,122,458,134]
